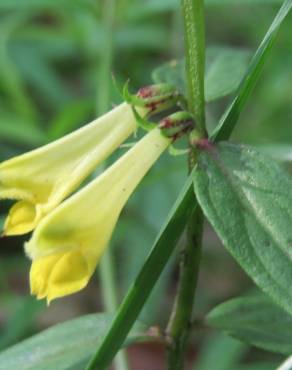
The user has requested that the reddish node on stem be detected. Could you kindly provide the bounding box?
[195,138,213,151]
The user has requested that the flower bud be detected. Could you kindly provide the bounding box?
[159,112,195,140]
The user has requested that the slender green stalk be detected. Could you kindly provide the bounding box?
[96,1,129,370]
[181,0,206,131]
[166,208,203,370]
[166,1,206,369]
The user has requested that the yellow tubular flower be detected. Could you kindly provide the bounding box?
[0,103,146,236]
[26,128,171,303]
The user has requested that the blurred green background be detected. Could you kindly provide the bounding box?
[0,0,291,369]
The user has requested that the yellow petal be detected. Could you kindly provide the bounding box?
[26,128,170,300]
[30,253,60,299]
[30,249,97,303]
[4,200,37,236]
[0,103,146,235]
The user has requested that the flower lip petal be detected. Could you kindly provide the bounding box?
[30,250,94,303]
[3,200,37,236]
[47,250,90,303]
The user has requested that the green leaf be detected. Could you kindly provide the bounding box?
[0,313,145,370]
[205,47,251,102]
[152,60,185,96]
[211,0,292,141]
[207,292,292,354]
[85,178,197,370]
[193,142,292,315]
[152,47,251,103]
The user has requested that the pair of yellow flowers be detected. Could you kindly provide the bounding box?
[0,85,193,303]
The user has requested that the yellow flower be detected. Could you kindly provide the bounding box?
[26,128,170,303]
[0,103,146,236]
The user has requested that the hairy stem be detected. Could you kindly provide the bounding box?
[181,0,206,132]
[166,1,205,369]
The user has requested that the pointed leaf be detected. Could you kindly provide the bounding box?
[193,142,292,314]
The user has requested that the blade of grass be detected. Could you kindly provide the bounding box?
[211,0,292,142]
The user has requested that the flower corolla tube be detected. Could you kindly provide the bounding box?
[0,103,149,236]
[26,128,171,302]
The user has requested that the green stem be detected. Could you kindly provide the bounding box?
[166,1,206,369]
[97,1,129,370]
[166,208,203,370]
[181,0,206,132]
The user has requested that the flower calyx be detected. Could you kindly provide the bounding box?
[159,111,196,141]
[123,83,181,115]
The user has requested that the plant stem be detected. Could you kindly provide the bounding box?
[166,1,206,369]
[181,0,206,132]
[97,1,129,369]
[166,208,203,370]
